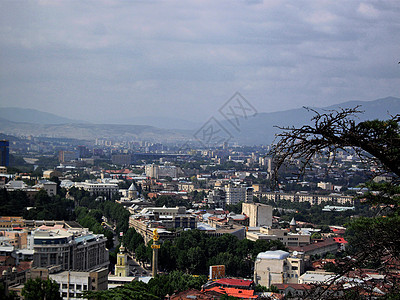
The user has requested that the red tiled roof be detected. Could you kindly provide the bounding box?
[207,286,258,299]
[215,278,254,288]
[333,237,348,244]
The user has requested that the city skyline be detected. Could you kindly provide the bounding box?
[1,1,400,124]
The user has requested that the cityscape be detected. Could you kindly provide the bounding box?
[1,1,400,300]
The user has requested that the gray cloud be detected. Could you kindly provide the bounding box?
[0,0,399,123]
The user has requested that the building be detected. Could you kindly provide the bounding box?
[206,188,226,209]
[129,206,197,243]
[242,203,273,227]
[145,164,179,179]
[47,268,108,300]
[43,169,62,179]
[261,191,354,206]
[254,250,304,288]
[111,154,132,166]
[114,245,128,277]
[246,227,311,247]
[33,180,57,197]
[58,150,77,163]
[74,181,119,198]
[31,228,109,272]
[288,238,339,257]
[225,184,252,205]
[0,140,9,167]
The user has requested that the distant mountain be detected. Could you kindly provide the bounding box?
[0,97,398,145]
[221,96,400,145]
[100,116,201,130]
[0,118,190,143]
[0,107,86,124]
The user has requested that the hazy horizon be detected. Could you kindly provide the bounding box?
[1,1,400,124]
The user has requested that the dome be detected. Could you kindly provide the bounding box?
[290,217,296,226]
[256,250,290,260]
[128,183,137,191]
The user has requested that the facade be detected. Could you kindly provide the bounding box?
[31,229,109,272]
[242,203,273,227]
[254,250,304,288]
[261,191,354,205]
[145,164,179,179]
[74,181,119,197]
[129,206,197,243]
[206,188,226,209]
[48,268,108,300]
[246,227,311,247]
[0,140,9,167]
[225,184,252,205]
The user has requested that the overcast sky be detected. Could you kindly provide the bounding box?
[1,0,399,124]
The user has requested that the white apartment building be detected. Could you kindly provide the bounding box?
[225,184,253,205]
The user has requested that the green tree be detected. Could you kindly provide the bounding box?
[22,278,61,300]
[270,108,400,297]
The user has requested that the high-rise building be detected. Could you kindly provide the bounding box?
[0,140,9,167]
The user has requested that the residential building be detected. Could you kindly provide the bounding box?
[225,184,252,205]
[242,203,273,227]
[261,192,354,205]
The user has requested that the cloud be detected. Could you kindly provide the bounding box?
[0,1,399,123]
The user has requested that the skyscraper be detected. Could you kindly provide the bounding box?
[0,140,9,167]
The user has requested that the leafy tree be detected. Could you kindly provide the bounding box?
[270,107,400,297]
[22,278,61,300]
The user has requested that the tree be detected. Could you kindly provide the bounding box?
[270,107,400,298]
[22,278,62,300]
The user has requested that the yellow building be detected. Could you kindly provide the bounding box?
[114,244,128,277]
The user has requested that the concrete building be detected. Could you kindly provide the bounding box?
[129,206,197,243]
[74,181,119,198]
[254,250,304,288]
[261,191,354,205]
[145,164,178,179]
[34,180,57,197]
[246,227,311,247]
[31,228,109,272]
[48,268,108,300]
[225,184,252,205]
[242,203,273,227]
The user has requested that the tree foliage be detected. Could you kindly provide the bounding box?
[270,107,400,179]
[270,107,400,298]
[21,278,61,300]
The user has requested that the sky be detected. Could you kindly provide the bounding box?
[0,0,400,124]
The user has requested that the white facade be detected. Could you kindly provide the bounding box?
[254,250,304,288]
[242,203,272,227]
[74,181,119,197]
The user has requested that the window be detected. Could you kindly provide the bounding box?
[76,284,82,290]
[62,284,68,289]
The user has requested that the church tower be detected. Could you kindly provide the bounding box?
[128,183,138,200]
[115,244,128,277]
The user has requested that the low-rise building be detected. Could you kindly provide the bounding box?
[246,227,311,247]
[254,250,305,288]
